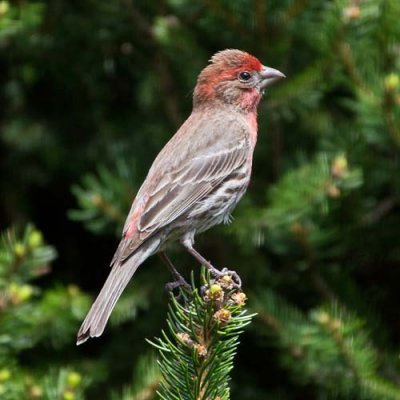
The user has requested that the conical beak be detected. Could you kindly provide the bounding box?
[259,66,286,89]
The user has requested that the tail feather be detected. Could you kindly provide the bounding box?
[76,241,158,345]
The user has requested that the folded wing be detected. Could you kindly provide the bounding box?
[112,135,249,266]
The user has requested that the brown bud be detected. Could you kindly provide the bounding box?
[290,345,304,358]
[230,292,247,307]
[331,155,348,178]
[204,284,224,303]
[29,386,43,398]
[91,194,103,207]
[193,343,208,357]
[329,319,343,331]
[177,332,194,347]
[343,6,361,21]
[213,308,231,324]
[290,222,306,236]
[316,311,330,325]
[327,185,341,198]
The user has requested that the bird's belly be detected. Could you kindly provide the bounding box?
[186,171,250,234]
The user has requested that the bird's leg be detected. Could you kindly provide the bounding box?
[159,252,191,293]
[182,242,242,288]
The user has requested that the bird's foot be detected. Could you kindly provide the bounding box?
[209,267,242,289]
[165,275,191,298]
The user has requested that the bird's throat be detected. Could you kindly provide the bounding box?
[239,89,262,112]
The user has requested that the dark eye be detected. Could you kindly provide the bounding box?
[238,71,251,81]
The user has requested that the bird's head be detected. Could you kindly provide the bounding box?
[193,49,285,112]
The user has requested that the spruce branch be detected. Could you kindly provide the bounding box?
[0,224,57,287]
[232,153,363,249]
[149,271,254,400]
[253,290,400,400]
[113,353,161,400]
[69,161,136,235]
[0,225,89,398]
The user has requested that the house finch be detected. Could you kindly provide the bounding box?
[77,49,285,345]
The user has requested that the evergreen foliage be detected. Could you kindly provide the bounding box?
[149,273,253,400]
[252,290,400,399]
[69,161,134,236]
[0,225,88,399]
[1,0,400,398]
[112,353,161,400]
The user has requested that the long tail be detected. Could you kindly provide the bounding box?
[76,242,157,345]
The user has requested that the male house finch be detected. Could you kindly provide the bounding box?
[77,49,285,345]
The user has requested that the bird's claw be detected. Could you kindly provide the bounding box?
[165,276,191,299]
[210,267,242,289]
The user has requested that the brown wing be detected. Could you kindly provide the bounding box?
[112,137,249,265]
[139,141,248,232]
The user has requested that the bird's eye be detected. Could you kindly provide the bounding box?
[238,71,251,81]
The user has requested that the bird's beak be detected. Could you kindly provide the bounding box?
[259,66,286,89]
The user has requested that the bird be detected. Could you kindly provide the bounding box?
[77,49,285,345]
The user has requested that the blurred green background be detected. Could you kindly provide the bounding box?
[1,0,400,399]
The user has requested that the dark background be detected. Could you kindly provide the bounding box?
[1,0,400,399]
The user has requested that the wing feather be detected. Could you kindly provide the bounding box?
[138,142,247,233]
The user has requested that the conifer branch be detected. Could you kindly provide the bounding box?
[253,290,400,400]
[149,271,254,400]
